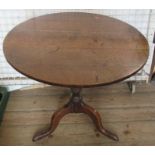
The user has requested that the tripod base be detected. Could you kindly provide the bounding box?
[32,88,119,142]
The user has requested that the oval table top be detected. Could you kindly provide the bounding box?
[3,12,149,87]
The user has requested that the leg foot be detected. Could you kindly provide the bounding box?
[32,104,72,142]
[80,102,119,141]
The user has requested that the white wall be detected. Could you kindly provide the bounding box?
[0,9,155,91]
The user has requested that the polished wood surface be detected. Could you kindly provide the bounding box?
[3,12,149,87]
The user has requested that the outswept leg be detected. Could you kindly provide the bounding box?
[80,102,119,141]
[32,104,72,141]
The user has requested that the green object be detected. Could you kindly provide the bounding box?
[0,87,9,125]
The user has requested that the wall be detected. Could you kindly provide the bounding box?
[0,9,155,91]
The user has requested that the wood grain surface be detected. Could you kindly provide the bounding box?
[3,12,149,87]
[1,83,155,145]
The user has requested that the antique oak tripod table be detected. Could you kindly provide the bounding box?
[3,12,149,142]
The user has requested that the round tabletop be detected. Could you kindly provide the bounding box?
[3,12,149,87]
